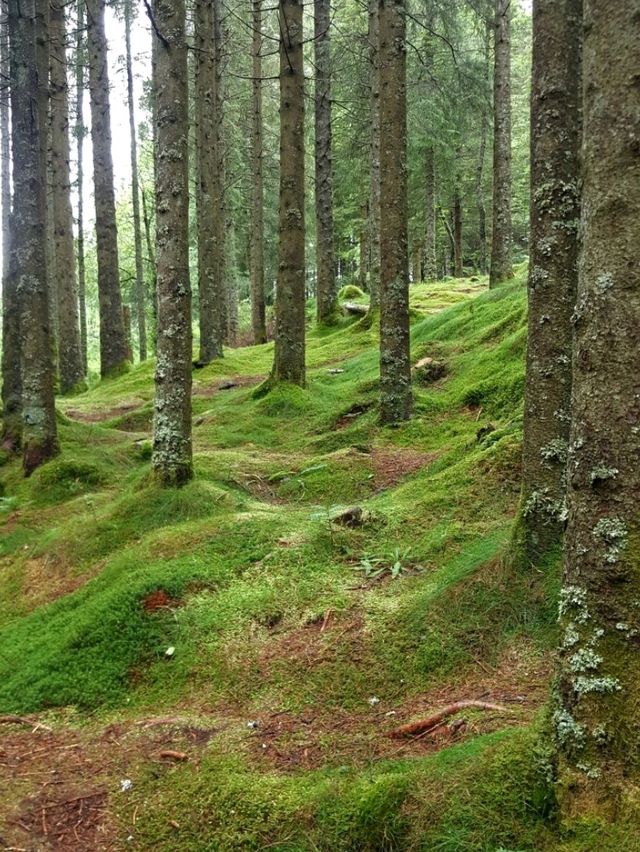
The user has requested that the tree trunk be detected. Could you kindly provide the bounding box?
[226,216,239,346]
[141,183,157,347]
[213,0,228,343]
[378,0,411,425]
[453,156,463,278]
[50,0,85,395]
[151,0,193,488]
[194,0,224,363]
[521,0,581,564]
[1,0,21,451]
[489,0,513,287]
[124,0,147,362]
[556,0,640,818]
[8,0,58,475]
[475,19,490,275]
[249,0,267,344]
[87,0,129,377]
[314,0,336,323]
[411,239,422,284]
[75,0,88,374]
[359,202,369,288]
[423,145,437,280]
[367,0,381,308]
[270,0,305,386]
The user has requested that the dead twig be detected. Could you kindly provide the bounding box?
[388,700,509,739]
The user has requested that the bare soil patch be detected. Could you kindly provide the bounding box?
[370,447,438,490]
[192,375,265,398]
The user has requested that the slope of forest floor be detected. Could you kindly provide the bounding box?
[1,270,633,851]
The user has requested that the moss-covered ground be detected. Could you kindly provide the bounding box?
[1,271,633,850]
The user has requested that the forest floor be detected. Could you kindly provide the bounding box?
[0,270,633,851]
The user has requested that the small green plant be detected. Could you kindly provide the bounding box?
[352,547,420,581]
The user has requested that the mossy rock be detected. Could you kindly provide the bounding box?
[338,284,366,300]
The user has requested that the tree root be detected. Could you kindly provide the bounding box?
[388,700,509,739]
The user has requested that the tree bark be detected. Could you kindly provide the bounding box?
[124,0,147,362]
[141,183,157,347]
[150,0,193,488]
[521,0,581,564]
[270,0,305,386]
[423,145,437,280]
[1,0,21,451]
[249,0,267,344]
[453,154,463,278]
[195,0,223,363]
[50,0,85,394]
[213,0,228,343]
[8,0,58,475]
[475,19,491,275]
[556,0,640,818]
[75,0,88,374]
[489,0,513,287]
[378,0,411,425]
[86,0,129,377]
[314,0,336,323]
[367,0,381,308]
[359,202,369,288]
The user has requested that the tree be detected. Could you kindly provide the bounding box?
[50,0,85,394]
[75,0,88,373]
[124,0,147,362]
[87,0,130,377]
[194,0,224,364]
[521,0,581,563]
[249,0,267,344]
[150,0,193,487]
[489,0,513,287]
[423,145,437,280]
[8,0,58,474]
[314,0,337,323]
[378,0,411,424]
[556,0,640,817]
[269,0,306,387]
[0,0,21,451]
[367,0,381,308]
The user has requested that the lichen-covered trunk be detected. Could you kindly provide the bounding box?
[521,0,581,564]
[250,0,267,344]
[556,0,640,819]
[124,0,147,363]
[50,0,85,395]
[1,0,21,451]
[194,0,224,364]
[271,0,305,386]
[87,0,129,377]
[314,0,336,323]
[151,0,192,488]
[489,0,513,287]
[378,0,411,425]
[8,0,58,475]
[367,0,381,309]
[423,145,437,280]
[359,202,369,288]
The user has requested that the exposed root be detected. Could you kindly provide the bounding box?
[388,700,509,739]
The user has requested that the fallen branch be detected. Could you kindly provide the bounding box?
[388,700,509,739]
[342,302,369,317]
[158,750,189,762]
[0,715,51,730]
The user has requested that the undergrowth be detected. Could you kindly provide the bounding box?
[2,272,620,850]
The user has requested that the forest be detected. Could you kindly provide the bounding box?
[0,0,638,849]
